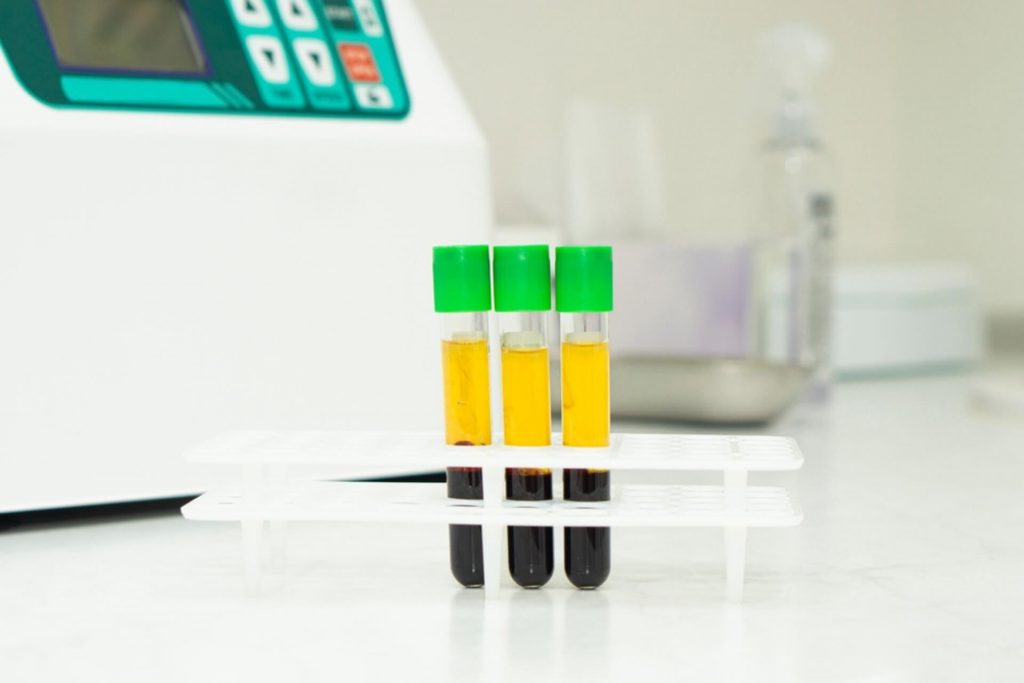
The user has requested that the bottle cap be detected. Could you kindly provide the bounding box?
[432,245,491,312]
[493,245,551,312]
[555,246,613,313]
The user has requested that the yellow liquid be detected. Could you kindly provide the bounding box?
[561,340,610,448]
[442,338,491,446]
[502,346,552,452]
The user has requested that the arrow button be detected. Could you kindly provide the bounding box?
[229,0,272,28]
[276,0,318,31]
[246,35,290,84]
[293,38,337,87]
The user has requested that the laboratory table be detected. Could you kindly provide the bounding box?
[2,375,1023,682]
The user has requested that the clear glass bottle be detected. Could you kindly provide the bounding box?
[433,246,492,588]
[753,135,834,399]
[752,23,835,401]
[556,246,613,589]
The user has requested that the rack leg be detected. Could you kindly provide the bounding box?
[268,520,288,574]
[724,526,746,603]
[722,465,749,603]
[266,461,288,574]
[482,523,503,600]
[481,464,504,599]
[242,519,263,594]
[552,523,565,576]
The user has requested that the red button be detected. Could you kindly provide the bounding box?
[338,42,380,83]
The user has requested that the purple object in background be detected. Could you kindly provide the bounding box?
[613,241,751,358]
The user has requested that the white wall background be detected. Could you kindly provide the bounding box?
[415,0,1024,313]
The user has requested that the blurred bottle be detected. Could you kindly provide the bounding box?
[752,23,835,401]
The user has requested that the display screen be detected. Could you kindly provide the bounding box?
[36,0,206,74]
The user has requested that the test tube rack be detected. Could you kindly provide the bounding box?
[181,431,803,602]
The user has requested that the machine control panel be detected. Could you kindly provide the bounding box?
[0,0,409,118]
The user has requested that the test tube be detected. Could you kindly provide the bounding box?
[556,246,613,589]
[433,245,493,588]
[493,245,554,588]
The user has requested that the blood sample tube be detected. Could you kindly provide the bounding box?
[493,245,554,588]
[556,246,613,589]
[433,245,492,588]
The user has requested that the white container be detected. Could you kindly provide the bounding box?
[0,0,490,512]
[828,264,983,376]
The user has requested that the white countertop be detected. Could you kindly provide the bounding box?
[3,375,1024,682]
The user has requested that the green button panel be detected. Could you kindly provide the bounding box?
[0,0,408,119]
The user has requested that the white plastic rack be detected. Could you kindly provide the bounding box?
[182,431,804,601]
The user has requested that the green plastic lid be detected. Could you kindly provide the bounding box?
[433,245,491,312]
[555,246,613,312]
[493,245,551,312]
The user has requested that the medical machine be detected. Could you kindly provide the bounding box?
[0,0,491,511]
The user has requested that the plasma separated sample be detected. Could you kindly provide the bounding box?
[493,245,554,588]
[561,340,610,447]
[556,245,613,589]
[433,245,493,588]
[442,338,491,445]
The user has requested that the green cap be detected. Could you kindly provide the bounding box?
[555,246,613,312]
[433,245,492,312]
[493,245,551,312]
